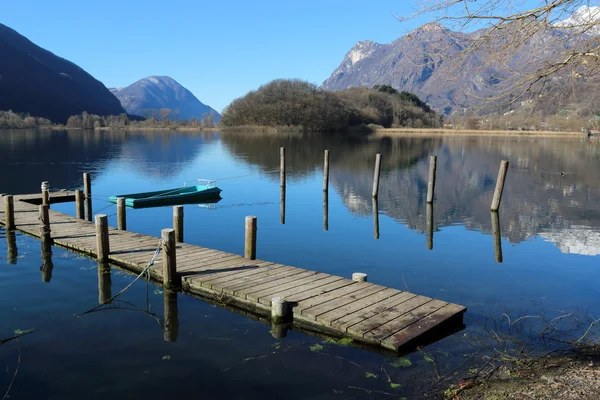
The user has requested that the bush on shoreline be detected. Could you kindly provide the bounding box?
[220,79,442,132]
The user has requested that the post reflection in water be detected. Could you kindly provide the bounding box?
[97,262,112,305]
[426,204,434,250]
[372,197,379,240]
[40,237,53,282]
[323,191,329,231]
[6,231,17,264]
[491,211,503,263]
[163,290,179,342]
[280,186,286,225]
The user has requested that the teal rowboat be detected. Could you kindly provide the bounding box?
[109,183,222,208]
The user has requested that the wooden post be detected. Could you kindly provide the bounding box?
[426,155,437,204]
[173,206,183,242]
[372,197,379,240]
[39,204,52,254]
[323,191,329,231]
[117,197,126,231]
[280,147,286,189]
[75,190,84,220]
[372,153,382,198]
[41,181,49,207]
[162,228,180,289]
[83,172,92,222]
[98,262,112,305]
[491,211,503,263]
[352,273,368,282]
[4,194,15,231]
[95,214,109,263]
[163,290,179,342]
[323,150,330,192]
[6,231,17,265]
[244,216,257,260]
[490,160,509,211]
[41,249,53,283]
[271,297,290,323]
[426,203,434,250]
[271,323,288,339]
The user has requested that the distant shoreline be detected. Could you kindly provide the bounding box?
[374,127,586,138]
[0,126,590,138]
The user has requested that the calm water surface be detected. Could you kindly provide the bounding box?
[1,129,599,399]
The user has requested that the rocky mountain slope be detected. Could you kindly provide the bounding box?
[0,23,125,123]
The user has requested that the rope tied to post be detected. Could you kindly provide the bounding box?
[37,214,51,236]
[76,239,164,317]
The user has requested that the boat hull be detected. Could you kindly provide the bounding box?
[109,185,222,208]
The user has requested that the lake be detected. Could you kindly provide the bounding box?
[1,129,599,399]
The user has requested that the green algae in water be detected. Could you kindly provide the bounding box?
[389,357,412,368]
[309,343,324,352]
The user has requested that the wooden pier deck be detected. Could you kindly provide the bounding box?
[0,192,466,353]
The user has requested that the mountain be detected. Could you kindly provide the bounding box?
[110,76,220,121]
[0,23,125,123]
[322,12,595,115]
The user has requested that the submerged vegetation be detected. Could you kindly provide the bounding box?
[220,79,442,132]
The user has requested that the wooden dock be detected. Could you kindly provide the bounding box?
[0,192,466,353]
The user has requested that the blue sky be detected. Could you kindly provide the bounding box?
[1,0,433,112]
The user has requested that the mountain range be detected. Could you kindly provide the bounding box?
[322,7,600,115]
[110,76,220,121]
[0,23,126,123]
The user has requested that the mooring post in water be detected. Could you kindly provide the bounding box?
[271,322,288,339]
[245,216,257,260]
[323,149,330,192]
[426,155,437,204]
[161,228,180,289]
[280,147,286,225]
[372,197,379,240]
[95,214,109,263]
[323,191,329,231]
[271,297,290,324]
[490,160,509,211]
[352,272,368,282]
[83,172,92,222]
[6,231,17,265]
[41,181,49,207]
[117,197,126,231]
[372,153,382,198]
[41,249,54,283]
[280,147,286,189]
[163,289,179,342]
[98,262,112,305]
[39,204,52,255]
[173,206,183,243]
[4,194,15,231]
[426,203,434,250]
[75,190,84,220]
[491,211,503,263]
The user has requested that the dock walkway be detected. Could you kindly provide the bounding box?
[0,192,466,352]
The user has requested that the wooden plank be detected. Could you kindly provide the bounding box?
[220,267,308,295]
[301,284,389,320]
[183,261,274,282]
[178,258,268,277]
[246,273,335,304]
[195,264,291,290]
[347,296,434,338]
[294,281,370,313]
[315,287,400,326]
[176,254,242,270]
[365,299,448,341]
[285,278,357,305]
[381,304,466,351]
[237,270,323,301]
